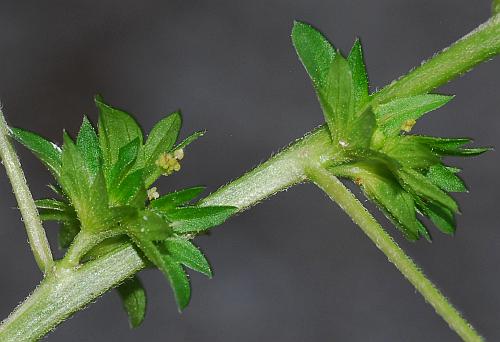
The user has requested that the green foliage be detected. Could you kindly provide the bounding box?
[116,276,147,328]
[293,21,488,241]
[375,95,453,136]
[10,96,236,320]
[10,128,62,178]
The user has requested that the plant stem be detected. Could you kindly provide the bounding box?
[372,14,500,106]
[0,126,335,342]
[305,166,482,342]
[1,13,499,341]
[0,245,144,341]
[199,126,337,209]
[0,109,54,274]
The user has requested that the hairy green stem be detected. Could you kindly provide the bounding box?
[62,229,122,268]
[199,127,337,209]
[0,127,334,342]
[0,109,54,274]
[0,245,144,341]
[306,166,482,342]
[1,13,499,341]
[372,14,500,106]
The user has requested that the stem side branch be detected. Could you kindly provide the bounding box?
[0,109,53,274]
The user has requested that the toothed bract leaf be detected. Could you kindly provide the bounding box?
[10,127,62,178]
[343,107,376,149]
[347,39,369,111]
[76,117,102,178]
[96,95,143,173]
[381,136,439,169]
[413,136,490,156]
[321,54,355,144]
[128,210,172,241]
[331,162,420,240]
[107,138,141,190]
[60,132,106,227]
[116,276,147,328]
[168,206,237,234]
[397,168,459,213]
[166,238,212,277]
[127,235,191,311]
[291,21,336,91]
[150,186,206,212]
[426,164,467,193]
[417,200,456,235]
[162,255,191,311]
[374,95,453,136]
[59,221,80,249]
[111,169,147,207]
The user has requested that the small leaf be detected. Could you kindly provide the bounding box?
[128,235,191,311]
[36,198,77,223]
[445,147,491,156]
[60,132,92,214]
[375,94,453,136]
[427,164,467,192]
[48,184,66,197]
[343,107,376,149]
[76,116,102,178]
[320,54,354,144]
[112,169,146,207]
[414,136,471,151]
[150,187,206,212]
[108,138,141,189]
[168,206,237,234]
[162,255,191,311]
[59,220,80,249]
[417,200,456,235]
[291,21,336,91]
[84,236,131,262]
[96,95,143,173]
[334,162,420,240]
[382,136,440,169]
[139,112,182,184]
[173,130,205,151]
[35,198,71,211]
[417,221,432,242]
[397,168,459,213]
[166,238,212,277]
[38,209,76,222]
[128,210,172,241]
[347,39,369,111]
[10,127,62,177]
[116,276,147,328]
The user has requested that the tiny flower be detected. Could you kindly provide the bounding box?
[147,187,160,201]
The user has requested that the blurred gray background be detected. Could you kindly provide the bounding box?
[0,0,498,341]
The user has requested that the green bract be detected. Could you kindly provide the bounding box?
[292,21,489,241]
[10,96,236,324]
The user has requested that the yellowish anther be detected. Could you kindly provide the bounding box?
[155,151,183,176]
[147,187,160,201]
[401,119,417,132]
[173,148,184,160]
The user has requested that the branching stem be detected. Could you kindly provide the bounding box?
[0,12,499,342]
[305,165,483,342]
[0,109,54,274]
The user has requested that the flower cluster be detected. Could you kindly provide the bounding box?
[292,22,488,241]
[11,96,235,326]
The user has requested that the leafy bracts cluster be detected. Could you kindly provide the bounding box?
[292,22,488,241]
[10,96,236,326]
